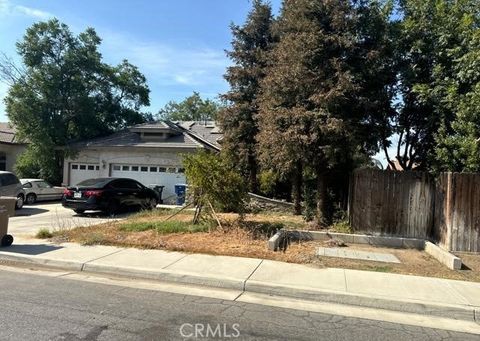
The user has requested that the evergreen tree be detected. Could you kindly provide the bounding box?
[258,0,395,223]
[220,0,274,193]
[258,0,359,223]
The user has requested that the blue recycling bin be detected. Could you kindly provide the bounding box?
[174,184,187,205]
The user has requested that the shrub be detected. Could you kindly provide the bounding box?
[36,228,53,239]
[183,151,248,213]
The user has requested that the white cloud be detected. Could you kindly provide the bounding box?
[0,0,53,19]
[99,29,230,89]
[14,5,52,19]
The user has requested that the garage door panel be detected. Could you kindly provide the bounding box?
[111,164,186,204]
[70,163,100,186]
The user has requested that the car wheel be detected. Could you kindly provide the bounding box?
[26,193,36,205]
[1,234,13,247]
[15,194,24,210]
[106,200,119,216]
[74,209,85,214]
[148,198,157,210]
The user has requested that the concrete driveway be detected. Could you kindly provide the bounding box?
[8,202,126,237]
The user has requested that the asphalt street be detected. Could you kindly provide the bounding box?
[0,268,477,341]
[8,202,127,236]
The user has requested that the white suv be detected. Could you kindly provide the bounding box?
[0,171,25,209]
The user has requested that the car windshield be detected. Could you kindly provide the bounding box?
[76,178,110,188]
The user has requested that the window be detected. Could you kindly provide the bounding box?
[88,165,95,170]
[0,153,5,172]
[167,167,176,173]
[111,179,139,189]
[150,167,157,172]
[141,166,148,172]
[131,166,139,171]
[158,167,166,172]
[22,182,32,189]
[80,165,86,170]
[36,181,51,189]
[72,164,78,170]
[177,168,185,173]
[95,166,100,170]
[122,165,130,171]
[113,165,121,171]
[1,174,19,186]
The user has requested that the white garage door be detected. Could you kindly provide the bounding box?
[69,163,100,186]
[111,164,186,203]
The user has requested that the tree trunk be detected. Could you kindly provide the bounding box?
[248,154,258,193]
[316,171,328,227]
[292,162,302,215]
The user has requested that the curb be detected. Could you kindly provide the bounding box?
[245,280,478,323]
[0,253,478,323]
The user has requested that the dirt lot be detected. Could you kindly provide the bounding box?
[50,209,480,282]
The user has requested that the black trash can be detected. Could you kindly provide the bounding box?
[148,185,164,204]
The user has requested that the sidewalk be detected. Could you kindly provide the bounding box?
[1,237,479,322]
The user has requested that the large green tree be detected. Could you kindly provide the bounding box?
[258,0,393,224]
[4,19,150,183]
[384,0,480,171]
[220,0,275,193]
[157,92,221,122]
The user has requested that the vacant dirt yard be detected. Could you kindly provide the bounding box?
[48,208,480,282]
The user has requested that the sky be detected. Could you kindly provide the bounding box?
[0,0,394,166]
[0,0,282,120]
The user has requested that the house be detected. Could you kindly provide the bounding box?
[63,121,222,203]
[0,122,27,172]
[386,159,419,171]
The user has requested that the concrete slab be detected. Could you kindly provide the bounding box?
[85,248,188,270]
[425,241,462,270]
[164,253,262,282]
[317,247,400,263]
[447,280,480,307]
[344,269,471,306]
[267,231,282,251]
[247,260,347,292]
[402,238,425,250]
[369,236,403,248]
[0,240,122,270]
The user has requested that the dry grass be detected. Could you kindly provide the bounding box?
[51,208,480,282]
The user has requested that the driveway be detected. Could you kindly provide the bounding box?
[8,202,127,237]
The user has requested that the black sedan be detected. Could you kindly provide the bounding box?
[62,178,159,215]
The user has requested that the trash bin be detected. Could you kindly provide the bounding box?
[148,185,165,204]
[174,184,187,205]
[0,196,16,247]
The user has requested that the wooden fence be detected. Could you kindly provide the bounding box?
[348,169,480,252]
[434,173,480,253]
[348,169,435,239]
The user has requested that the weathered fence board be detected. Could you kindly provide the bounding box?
[348,169,435,239]
[434,173,480,253]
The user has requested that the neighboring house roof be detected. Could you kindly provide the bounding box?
[67,120,223,151]
[387,159,419,171]
[0,122,24,145]
[175,121,222,150]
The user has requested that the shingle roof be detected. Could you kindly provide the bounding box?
[68,127,201,150]
[175,121,223,149]
[67,121,223,151]
[0,122,23,144]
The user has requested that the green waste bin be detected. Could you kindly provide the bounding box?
[0,196,16,247]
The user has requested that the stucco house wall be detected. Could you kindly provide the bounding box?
[0,143,26,171]
[62,147,196,185]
